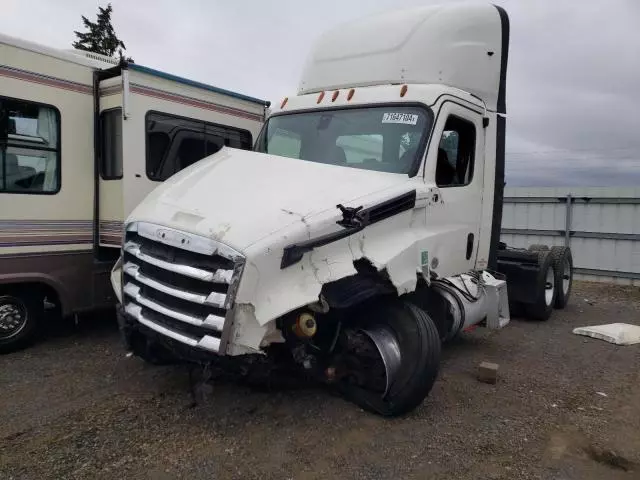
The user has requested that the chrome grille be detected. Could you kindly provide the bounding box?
[121,222,244,354]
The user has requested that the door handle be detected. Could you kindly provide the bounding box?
[466,233,474,260]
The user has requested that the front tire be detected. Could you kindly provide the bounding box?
[0,289,42,353]
[335,299,441,416]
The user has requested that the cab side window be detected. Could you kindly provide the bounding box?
[436,116,476,187]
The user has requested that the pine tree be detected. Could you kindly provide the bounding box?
[72,3,130,60]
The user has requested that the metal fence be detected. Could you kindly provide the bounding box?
[500,187,640,286]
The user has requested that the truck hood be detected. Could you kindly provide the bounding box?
[130,147,412,250]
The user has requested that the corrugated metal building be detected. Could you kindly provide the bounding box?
[501,187,640,286]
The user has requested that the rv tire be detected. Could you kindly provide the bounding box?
[0,288,42,353]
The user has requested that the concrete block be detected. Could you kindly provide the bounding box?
[478,361,499,384]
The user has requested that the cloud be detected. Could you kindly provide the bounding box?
[500,0,640,185]
[1,0,638,186]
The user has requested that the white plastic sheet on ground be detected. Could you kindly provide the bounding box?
[573,323,640,345]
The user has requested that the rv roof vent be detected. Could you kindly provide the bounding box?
[65,49,120,66]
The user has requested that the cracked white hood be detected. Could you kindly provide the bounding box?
[129,147,411,251]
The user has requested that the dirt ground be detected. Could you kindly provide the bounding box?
[1,281,639,480]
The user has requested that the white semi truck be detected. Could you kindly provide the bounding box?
[111,4,574,416]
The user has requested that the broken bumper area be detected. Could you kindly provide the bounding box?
[117,304,221,364]
[117,305,300,386]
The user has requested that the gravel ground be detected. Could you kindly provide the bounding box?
[1,281,639,480]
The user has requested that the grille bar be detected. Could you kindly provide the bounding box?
[123,262,227,308]
[124,241,234,284]
[125,303,221,353]
[135,221,242,260]
[124,283,225,332]
[121,222,245,355]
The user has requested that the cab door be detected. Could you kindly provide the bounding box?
[423,100,485,277]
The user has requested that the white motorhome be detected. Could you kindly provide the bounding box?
[111,4,574,416]
[0,33,269,351]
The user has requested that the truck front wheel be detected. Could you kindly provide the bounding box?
[333,299,441,416]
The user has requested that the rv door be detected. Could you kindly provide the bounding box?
[97,75,124,248]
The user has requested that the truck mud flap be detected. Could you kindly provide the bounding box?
[496,250,541,305]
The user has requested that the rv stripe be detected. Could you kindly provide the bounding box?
[0,65,263,122]
[0,219,125,247]
[99,220,124,246]
[0,240,92,247]
[0,220,93,225]
[0,65,93,94]
[130,84,263,122]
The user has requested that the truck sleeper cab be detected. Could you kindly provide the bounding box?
[113,4,573,416]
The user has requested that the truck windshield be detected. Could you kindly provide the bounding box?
[256,106,431,174]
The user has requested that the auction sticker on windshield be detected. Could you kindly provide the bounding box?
[382,112,419,125]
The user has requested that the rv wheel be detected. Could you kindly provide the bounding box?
[524,251,557,321]
[333,299,441,416]
[0,289,42,353]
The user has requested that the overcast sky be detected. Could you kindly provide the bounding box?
[2,0,639,186]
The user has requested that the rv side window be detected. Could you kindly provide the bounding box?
[436,116,476,187]
[145,112,253,181]
[0,97,61,194]
[100,109,123,179]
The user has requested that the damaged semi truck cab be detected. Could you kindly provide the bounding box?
[112,4,572,416]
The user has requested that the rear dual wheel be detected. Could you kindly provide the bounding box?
[524,251,557,321]
[334,299,441,416]
[528,244,573,310]
[550,246,572,309]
